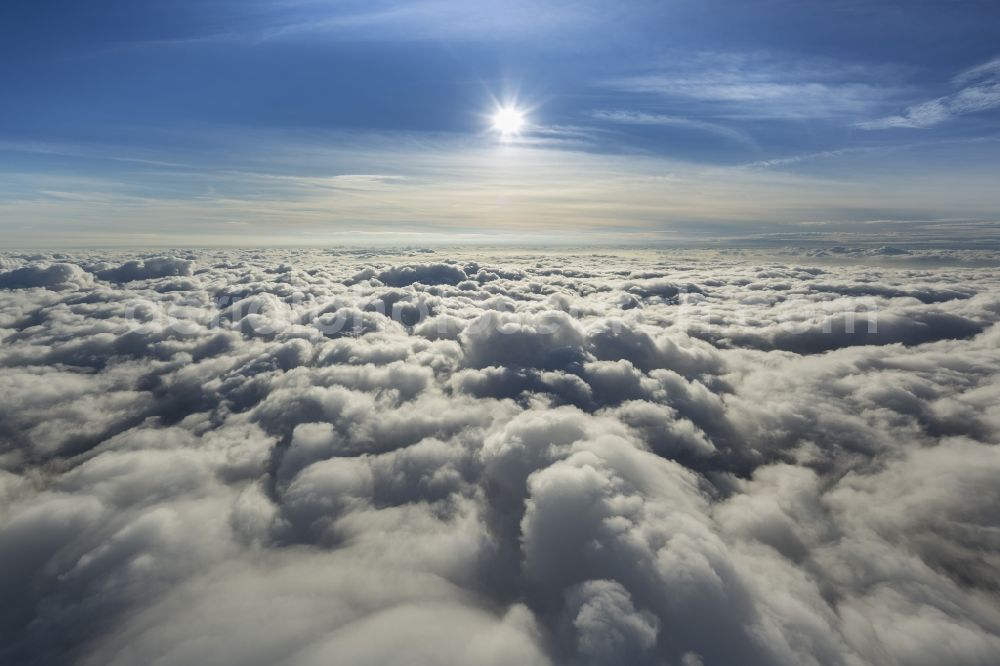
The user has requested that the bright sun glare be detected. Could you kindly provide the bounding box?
[493,107,525,137]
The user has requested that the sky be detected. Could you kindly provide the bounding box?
[2,0,1000,246]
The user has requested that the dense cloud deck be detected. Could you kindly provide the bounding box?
[2,248,999,665]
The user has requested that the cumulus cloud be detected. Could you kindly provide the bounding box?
[1,247,999,665]
[0,262,93,290]
[348,262,470,287]
[93,257,195,283]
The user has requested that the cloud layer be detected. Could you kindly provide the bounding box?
[2,247,1000,665]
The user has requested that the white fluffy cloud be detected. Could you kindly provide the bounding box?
[1,247,999,665]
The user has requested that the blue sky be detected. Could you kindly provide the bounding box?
[2,0,999,245]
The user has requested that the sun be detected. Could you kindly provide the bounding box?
[492,106,525,137]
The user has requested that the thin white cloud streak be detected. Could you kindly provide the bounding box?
[604,53,899,120]
[742,147,876,169]
[115,0,613,49]
[266,0,602,41]
[590,110,754,146]
[956,57,1000,85]
[858,56,1000,130]
[740,135,1000,177]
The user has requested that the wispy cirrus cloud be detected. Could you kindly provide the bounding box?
[858,56,1000,129]
[590,110,754,145]
[604,53,898,121]
[269,0,604,40]
[124,0,612,47]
